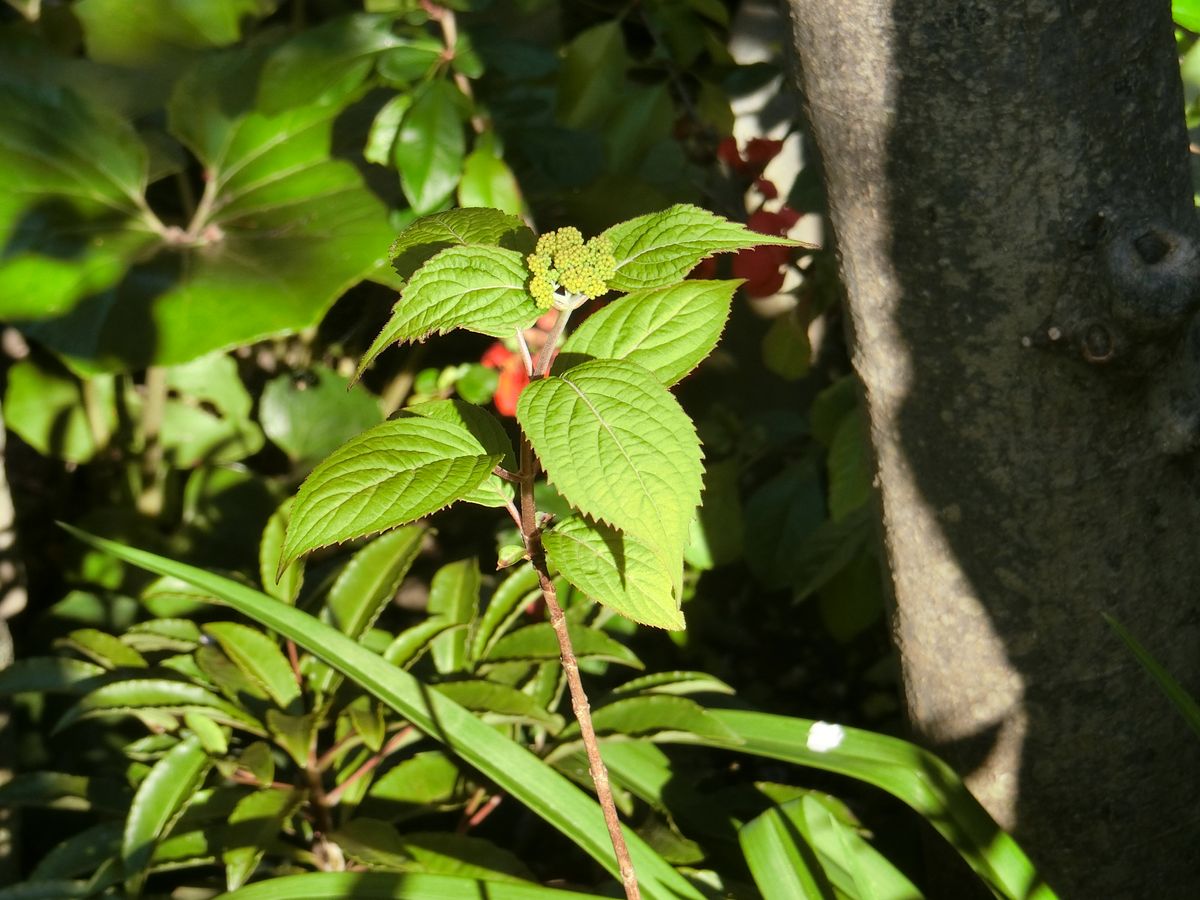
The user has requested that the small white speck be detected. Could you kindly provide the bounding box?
[806,721,845,753]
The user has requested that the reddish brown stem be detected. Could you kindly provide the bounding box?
[325,726,414,806]
[517,436,640,900]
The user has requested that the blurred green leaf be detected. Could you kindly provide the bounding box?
[395,80,467,214]
[161,353,265,467]
[365,94,412,165]
[1176,0,1200,31]
[557,22,629,129]
[0,657,109,695]
[469,564,539,663]
[203,622,301,709]
[743,461,825,590]
[223,788,303,891]
[2,355,116,462]
[28,822,122,882]
[221,872,602,899]
[0,772,128,813]
[762,309,812,381]
[485,623,643,669]
[260,365,382,468]
[55,628,147,669]
[434,679,562,729]
[828,411,872,521]
[258,14,404,113]
[459,134,524,215]
[260,499,304,604]
[56,678,265,735]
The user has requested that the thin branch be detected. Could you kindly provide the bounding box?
[517,436,640,900]
[325,726,414,807]
[534,307,574,377]
[492,465,522,483]
[515,326,534,377]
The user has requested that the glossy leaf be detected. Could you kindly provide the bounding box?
[383,619,464,670]
[517,359,703,572]
[359,246,539,377]
[458,136,524,216]
[468,564,539,663]
[602,204,805,292]
[203,622,301,709]
[485,623,643,669]
[427,559,481,674]
[56,679,265,735]
[1176,0,1200,31]
[557,280,738,386]
[739,802,836,900]
[611,671,735,698]
[260,365,382,468]
[543,517,682,630]
[184,711,229,756]
[557,695,737,743]
[258,14,403,113]
[123,734,211,897]
[395,830,535,882]
[365,94,411,165]
[55,628,147,669]
[387,207,534,282]
[123,618,202,653]
[394,80,466,214]
[366,751,464,814]
[326,527,425,640]
[434,679,562,729]
[63,528,699,899]
[309,526,425,693]
[281,418,500,569]
[224,788,302,891]
[221,871,602,899]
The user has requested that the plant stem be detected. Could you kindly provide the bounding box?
[534,308,573,377]
[136,366,168,517]
[517,436,640,900]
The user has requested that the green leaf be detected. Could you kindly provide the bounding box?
[377,36,445,84]
[427,559,481,674]
[56,628,147,669]
[0,772,128,814]
[267,710,318,767]
[557,22,629,129]
[258,14,403,114]
[24,45,391,373]
[309,526,425,693]
[74,0,273,68]
[557,695,737,744]
[29,822,122,882]
[386,207,534,282]
[458,135,524,216]
[739,802,837,900]
[791,505,874,601]
[2,357,116,462]
[485,623,643,669]
[56,678,265,735]
[123,734,211,897]
[762,309,812,381]
[236,742,277,787]
[62,527,699,900]
[160,354,265,467]
[611,671,735,698]
[348,698,387,752]
[395,80,466,214]
[557,280,737,386]
[517,359,703,573]
[1176,0,1200,31]
[281,417,500,568]
[602,204,804,292]
[366,750,464,814]
[0,76,157,323]
[184,711,229,756]
[365,94,411,165]
[383,619,464,670]
[685,709,1054,900]
[124,618,203,653]
[469,564,539,663]
[359,246,539,377]
[203,622,302,710]
[397,831,536,882]
[327,527,425,640]
[261,499,304,604]
[743,461,826,590]
[260,365,382,468]
[1104,613,1200,740]
[0,657,109,695]
[404,399,516,508]
[828,411,873,521]
[224,788,303,891]
[434,679,562,729]
[544,517,682,630]
[220,872,602,899]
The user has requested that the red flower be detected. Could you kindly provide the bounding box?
[718,136,784,177]
[732,206,803,298]
[481,342,529,417]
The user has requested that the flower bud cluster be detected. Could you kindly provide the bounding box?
[526,227,616,309]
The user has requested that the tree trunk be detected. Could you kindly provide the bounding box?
[786,1,1200,896]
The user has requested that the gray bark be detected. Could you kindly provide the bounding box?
[786,1,1200,896]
